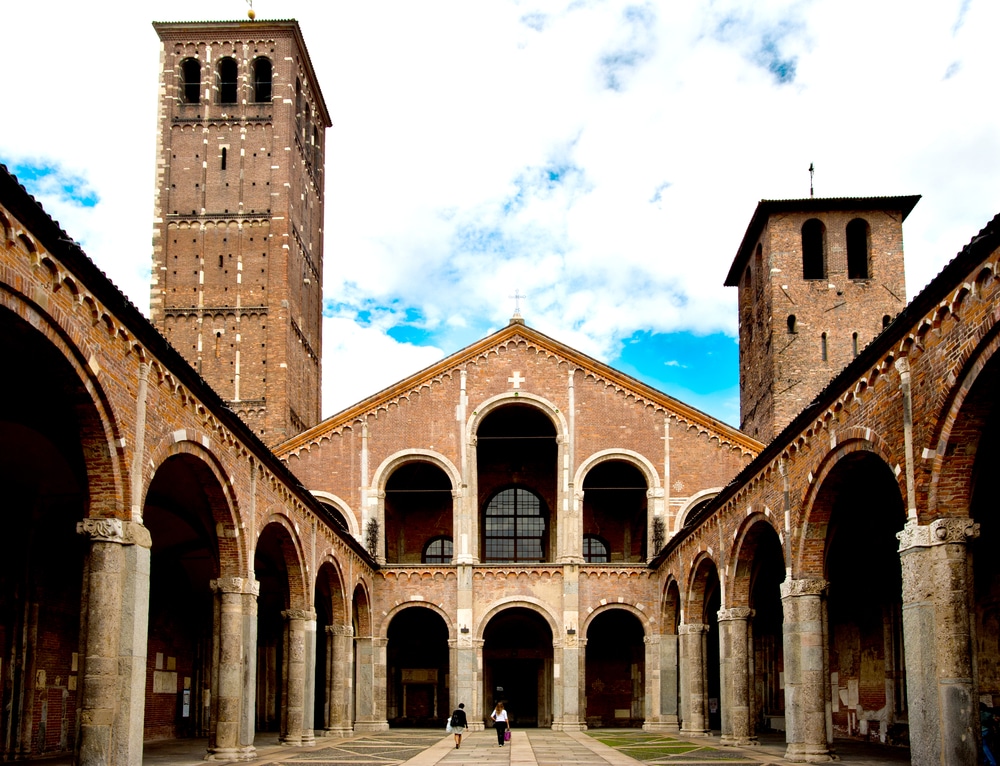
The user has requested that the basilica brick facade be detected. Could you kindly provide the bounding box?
[1,16,999,766]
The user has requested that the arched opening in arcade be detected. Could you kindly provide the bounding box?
[142,452,229,741]
[386,607,450,726]
[0,309,94,759]
[477,405,557,562]
[384,462,454,564]
[314,561,348,734]
[482,608,554,727]
[688,558,721,732]
[660,581,682,728]
[582,461,648,562]
[351,584,372,728]
[821,451,906,744]
[254,522,299,736]
[584,610,645,727]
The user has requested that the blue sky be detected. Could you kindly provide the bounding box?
[3,0,1000,428]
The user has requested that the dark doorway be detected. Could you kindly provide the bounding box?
[387,608,449,727]
[483,608,553,727]
[585,610,645,727]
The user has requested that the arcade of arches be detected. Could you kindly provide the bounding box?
[4,163,1000,766]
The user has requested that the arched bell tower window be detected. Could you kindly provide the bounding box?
[846,218,871,279]
[484,487,547,563]
[218,57,238,104]
[802,218,826,279]
[422,536,453,565]
[180,58,201,104]
[252,57,272,103]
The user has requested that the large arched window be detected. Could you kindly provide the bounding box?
[422,536,453,564]
[801,218,826,279]
[484,487,546,563]
[583,535,610,563]
[180,58,201,104]
[217,57,238,104]
[252,57,272,103]
[846,218,870,279]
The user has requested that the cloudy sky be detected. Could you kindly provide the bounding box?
[2,0,998,427]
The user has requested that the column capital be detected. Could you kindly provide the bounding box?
[780,577,827,598]
[210,576,260,596]
[77,517,151,547]
[326,625,354,637]
[678,623,708,635]
[282,608,317,622]
[717,607,754,622]
[897,517,979,551]
[644,634,662,646]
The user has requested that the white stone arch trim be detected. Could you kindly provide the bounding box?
[311,490,360,540]
[370,449,461,492]
[673,487,724,535]
[465,391,569,442]
[475,596,561,641]
[378,600,455,641]
[573,448,662,490]
[581,602,653,637]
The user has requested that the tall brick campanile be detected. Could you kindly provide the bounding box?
[725,196,920,442]
[150,20,329,444]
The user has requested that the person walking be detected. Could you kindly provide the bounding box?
[450,703,468,749]
[490,701,510,747]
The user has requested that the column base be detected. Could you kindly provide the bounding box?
[784,743,835,762]
[204,745,256,761]
[279,735,303,746]
[720,736,758,746]
[643,720,680,733]
[551,721,587,732]
[301,731,316,747]
[679,727,710,738]
[322,726,355,738]
[353,721,390,733]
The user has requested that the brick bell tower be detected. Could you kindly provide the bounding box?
[150,20,329,444]
[725,196,920,443]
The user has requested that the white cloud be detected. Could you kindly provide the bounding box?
[3,0,999,419]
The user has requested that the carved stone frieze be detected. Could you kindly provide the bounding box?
[779,578,828,599]
[77,517,124,543]
[897,517,980,552]
[717,607,754,622]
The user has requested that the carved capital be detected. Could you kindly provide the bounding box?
[77,517,124,543]
[282,609,316,622]
[327,625,354,637]
[717,607,754,622]
[644,634,662,646]
[678,623,709,635]
[210,576,260,596]
[780,577,828,599]
[897,517,980,552]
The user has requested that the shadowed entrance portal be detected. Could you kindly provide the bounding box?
[483,608,553,728]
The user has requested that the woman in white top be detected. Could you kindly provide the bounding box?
[490,701,510,746]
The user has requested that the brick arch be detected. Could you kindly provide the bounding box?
[685,552,721,624]
[581,602,652,637]
[728,512,785,609]
[674,487,724,534]
[352,581,373,637]
[0,286,126,520]
[311,490,360,539]
[315,555,349,626]
[371,449,461,492]
[795,439,903,580]
[927,325,1000,518]
[476,597,560,641]
[661,577,682,634]
[466,391,569,442]
[573,449,661,490]
[257,514,310,611]
[143,438,248,579]
[379,601,454,641]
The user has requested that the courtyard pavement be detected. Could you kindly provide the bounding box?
[21,727,916,765]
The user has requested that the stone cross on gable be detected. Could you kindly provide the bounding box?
[508,371,525,389]
[510,289,526,318]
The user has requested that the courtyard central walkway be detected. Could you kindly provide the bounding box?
[130,727,912,766]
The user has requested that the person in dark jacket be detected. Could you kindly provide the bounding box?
[450,702,468,748]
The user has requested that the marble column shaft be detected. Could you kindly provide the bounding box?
[780,578,832,763]
[898,518,979,766]
[325,625,354,736]
[678,623,709,736]
[718,608,755,746]
[280,609,313,746]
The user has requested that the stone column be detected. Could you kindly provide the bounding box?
[718,607,755,746]
[678,623,709,737]
[76,518,151,766]
[655,632,680,732]
[781,578,832,763]
[552,633,584,730]
[897,518,979,766]
[451,632,484,731]
[642,635,665,731]
[302,613,317,746]
[280,609,314,746]
[324,625,354,736]
[239,579,259,755]
[353,637,389,732]
[206,577,257,761]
